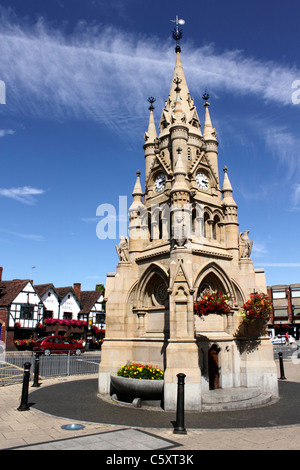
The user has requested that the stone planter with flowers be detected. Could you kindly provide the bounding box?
[110,363,164,408]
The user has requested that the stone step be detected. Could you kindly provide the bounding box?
[202,388,274,412]
[202,387,261,404]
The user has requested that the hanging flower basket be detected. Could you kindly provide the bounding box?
[14,339,26,350]
[238,292,272,324]
[43,318,88,327]
[194,291,232,317]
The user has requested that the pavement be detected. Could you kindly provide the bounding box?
[1,358,300,451]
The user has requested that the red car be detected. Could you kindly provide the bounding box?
[33,336,85,356]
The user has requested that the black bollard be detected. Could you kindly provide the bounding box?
[173,373,187,434]
[278,352,286,380]
[18,362,31,411]
[32,353,40,388]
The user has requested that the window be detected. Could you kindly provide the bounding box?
[212,215,220,241]
[44,310,53,319]
[62,338,74,344]
[204,212,210,238]
[63,312,72,320]
[47,337,61,344]
[20,305,34,319]
[96,313,105,324]
[273,307,288,318]
[272,291,286,299]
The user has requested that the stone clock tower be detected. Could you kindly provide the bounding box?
[98,22,278,410]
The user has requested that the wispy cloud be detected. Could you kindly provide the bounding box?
[263,263,300,267]
[0,129,15,138]
[265,126,300,179]
[292,184,300,210]
[0,229,44,242]
[0,8,299,140]
[0,186,45,204]
[252,241,268,257]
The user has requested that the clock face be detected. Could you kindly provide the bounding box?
[155,173,166,192]
[196,172,209,190]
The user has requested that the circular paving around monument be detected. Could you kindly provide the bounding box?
[30,378,300,429]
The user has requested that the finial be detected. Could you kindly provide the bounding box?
[136,169,141,177]
[147,96,156,111]
[223,166,228,173]
[170,15,185,52]
[202,90,210,103]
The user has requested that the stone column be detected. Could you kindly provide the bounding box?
[163,254,202,411]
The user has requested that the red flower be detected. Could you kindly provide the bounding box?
[239,293,271,323]
[194,291,232,317]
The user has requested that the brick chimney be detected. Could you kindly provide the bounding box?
[73,283,81,300]
[0,267,3,282]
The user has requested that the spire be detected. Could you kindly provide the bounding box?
[171,155,190,194]
[168,16,190,105]
[158,19,201,138]
[132,170,143,198]
[202,92,217,142]
[169,50,190,107]
[144,97,157,143]
[174,154,186,176]
[129,169,145,223]
[222,166,237,206]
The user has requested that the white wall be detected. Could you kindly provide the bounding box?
[41,288,60,317]
[8,282,43,328]
[60,292,80,319]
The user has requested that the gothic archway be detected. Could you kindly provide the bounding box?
[136,264,169,309]
[194,262,233,301]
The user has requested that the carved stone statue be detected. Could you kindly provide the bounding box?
[239,230,253,258]
[116,236,129,262]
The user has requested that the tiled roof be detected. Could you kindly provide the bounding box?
[34,284,54,297]
[80,291,103,314]
[56,287,73,299]
[0,280,31,307]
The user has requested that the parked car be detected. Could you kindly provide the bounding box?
[271,335,296,344]
[33,336,85,356]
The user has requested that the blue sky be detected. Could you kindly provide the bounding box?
[0,0,299,290]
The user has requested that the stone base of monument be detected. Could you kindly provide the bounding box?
[104,374,278,411]
[201,386,277,412]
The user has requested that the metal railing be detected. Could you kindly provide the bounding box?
[0,351,101,386]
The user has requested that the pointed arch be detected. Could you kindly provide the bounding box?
[125,280,138,308]
[136,263,169,309]
[194,262,233,300]
[231,278,246,307]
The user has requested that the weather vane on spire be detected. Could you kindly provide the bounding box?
[170,16,185,53]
